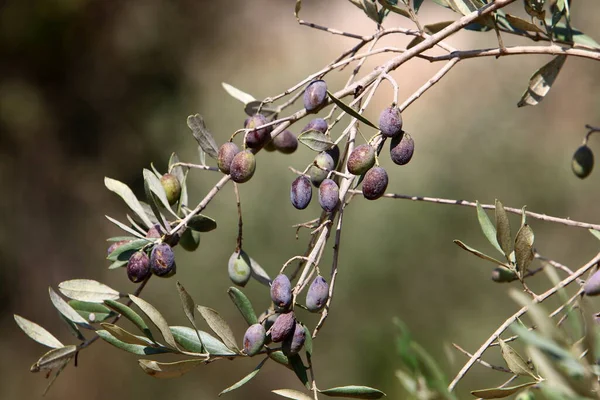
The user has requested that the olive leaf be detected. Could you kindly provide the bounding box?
[96,330,171,356]
[514,224,534,275]
[319,385,386,399]
[187,114,219,159]
[471,381,537,399]
[104,300,154,341]
[289,354,310,389]
[221,82,256,104]
[49,287,93,329]
[453,240,511,268]
[227,287,258,326]
[105,215,146,239]
[129,295,179,350]
[197,306,239,352]
[14,315,64,349]
[104,177,153,228]
[505,14,544,33]
[326,91,378,129]
[298,130,334,152]
[143,168,178,218]
[498,337,537,379]
[58,279,120,303]
[219,357,268,396]
[170,326,237,356]
[517,55,567,107]
[272,389,314,400]
[138,359,205,379]
[101,323,153,346]
[294,0,301,20]
[476,201,503,255]
[143,177,169,231]
[68,300,115,323]
[176,282,204,350]
[187,214,217,232]
[495,200,512,260]
[30,345,77,373]
[106,238,150,262]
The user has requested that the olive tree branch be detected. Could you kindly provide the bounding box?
[430,44,600,62]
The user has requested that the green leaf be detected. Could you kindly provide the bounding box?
[170,326,237,356]
[517,55,567,107]
[107,238,150,262]
[289,354,310,389]
[104,300,154,341]
[247,253,272,287]
[298,129,335,152]
[269,350,292,368]
[58,313,86,340]
[414,0,424,13]
[30,345,77,373]
[376,0,411,19]
[272,389,314,400]
[101,323,154,346]
[360,0,382,24]
[68,300,115,323]
[197,306,239,352]
[108,260,128,270]
[187,214,217,232]
[495,200,512,260]
[176,282,204,350]
[138,359,205,379]
[104,177,153,228]
[49,287,93,329]
[505,14,544,33]
[106,236,139,242]
[143,168,178,218]
[14,315,64,348]
[96,330,171,355]
[129,295,179,349]
[143,177,168,231]
[168,153,186,193]
[514,224,534,275]
[430,0,451,8]
[590,229,600,241]
[470,381,537,399]
[303,324,313,357]
[227,287,257,326]
[294,0,301,19]
[447,0,480,15]
[221,82,256,104]
[105,215,146,239]
[453,240,511,268]
[327,91,378,130]
[498,337,537,378]
[510,290,562,343]
[219,357,268,396]
[244,101,279,118]
[319,385,386,399]
[58,279,120,303]
[476,201,503,254]
[187,114,219,159]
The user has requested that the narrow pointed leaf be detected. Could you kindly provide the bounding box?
[221,82,256,104]
[470,381,537,399]
[495,200,512,259]
[269,350,292,369]
[168,153,185,189]
[129,295,179,349]
[294,0,302,19]
[219,357,268,396]
[143,169,178,218]
[58,314,86,340]
[68,300,115,323]
[289,354,310,389]
[143,178,168,230]
[298,129,334,152]
[101,323,153,346]
[590,229,600,241]
[227,287,257,326]
[247,254,271,286]
[244,101,279,118]
[510,291,564,344]
[30,345,77,373]
[517,55,567,107]
[176,282,204,349]
[170,326,237,356]
[187,214,217,232]
[303,324,313,356]
[108,260,128,270]
[58,279,120,303]
[104,300,154,340]
[104,177,153,228]
[453,240,511,268]
[107,238,151,262]
[376,0,411,19]
[272,389,314,400]
[476,201,503,254]
[498,337,537,378]
[187,114,219,159]
[49,287,93,329]
[514,224,534,274]
[319,385,386,399]
[105,215,146,239]
[414,0,424,13]
[96,330,171,355]
[14,315,63,349]
[327,91,378,129]
[197,306,239,352]
[505,14,544,33]
[138,359,205,379]
[42,354,70,395]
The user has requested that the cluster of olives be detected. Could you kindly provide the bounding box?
[242,273,330,357]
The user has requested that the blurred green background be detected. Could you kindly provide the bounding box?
[3,1,600,399]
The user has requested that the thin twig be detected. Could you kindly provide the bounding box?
[399,58,460,111]
[234,183,243,252]
[430,44,600,62]
[452,343,512,373]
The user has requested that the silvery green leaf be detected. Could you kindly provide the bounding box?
[138,359,205,379]
[58,279,120,303]
[471,382,537,399]
[517,55,567,107]
[319,385,386,399]
[104,300,154,341]
[49,287,93,329]
[104,177,153,228]
[495,200,512,260]
[227,287,257,326]
[498,337,537,378]
[187,114,219,159]
[68,300,115,323]
[476,201,503,254]
[14,315,63,348]
[105,215,146,239]
[327,91,378,129]
[298,130,334,152]
[221,82,256,104]
[130,295,179,350]
[219,357,268,396]
[272,389,313,400]
[514,224,534,275]
[96,330,171,356]
[143,177,169,230]
[30,345,77,373]
[453,240,511,268]
[101,323,154,346]
[143,168,178,218]
[197,306,239,352]
[106,238,150,262]
[170,326,237,356]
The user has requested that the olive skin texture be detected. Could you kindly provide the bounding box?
[127,251,151,283]
[309,152,335,187]
[318,179,339,212]
[217,142,241,174]
[245,114,272,149]
[273,130,298,154]
[229,150,256,183]
[150,243,176,277]
[347,144,375,175]
[379,106,403,138]
[572,145,594,179]
[160,173,181,205]
[325,144,340,168]
[146,224,165,239]
[228,250,252,287]
[362,167,388,200]
[302,118,328,134]
[282,322,306,356]
[290,176,312,210]
[270,274,293,311]
[243,324,266,356]
[306,276,329,312]
[584,270,600,296]
[303,80,328,112]
[270,312,295,343]
[390,132,414,166]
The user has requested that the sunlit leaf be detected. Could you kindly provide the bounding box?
[30,345,77,373]
[58,313,86,340]
[143,177,168,230]
[476,201,503,254]
[376,0,411,19]
[227,287,257,326]
[514,224,534,274]
[96,330,171,356]
[505,14,544,33]
[294,0,302,19]
[49,287,93,329]
[130,295,179,349]
[319,385,386,399]
[197,306,239,352]
[327,91,378,129]
[138,359,205,379]
[219,357,268,396]
[495,200,512,259]
[298,129,335,152]
[247,253,272,286]
[176,282,204,350]
[105,215,146,239]
[272,389,314,400]
[453,240,511,268]
[187,114,219,159]
[517,55,567,107]
[221,82,256,104]
[470,381,537,399]
[170,326,237,356]
[143,168,178,218]
[14,315,63,349]
[58,279,120,303]
[104,177,153,228]
[498,337,537,378]
[106,238,150,262]
[104,300,154,341]
[243,101,279,118]
[68,300,115,323]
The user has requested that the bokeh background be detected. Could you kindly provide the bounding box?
[2,1,600,399]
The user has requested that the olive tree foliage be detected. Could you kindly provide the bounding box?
[14,0,600,398]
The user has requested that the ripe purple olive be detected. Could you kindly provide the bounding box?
[127,251,151,283]
[282,322,306,356]
[306,276,329,312]
[230,150,256,183]
[584,270,600,296]
[347,144,375,175]
[150,243,176,277]
[243,323,266,356]
[389,132,414,166]
[362,167,388,200]
[290,176,312,210]
[303,80,328,112]
[146,224,165,239]
[379,106,403,138]
[271,274,292,311]
[160,173,181,205]
[302,118,328,134]
[318,179,339,212]
[107,240,131,256]
[245,114,272,149]
[218,142,241,174]
[273,130,298,154]
[270,312,295,343]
